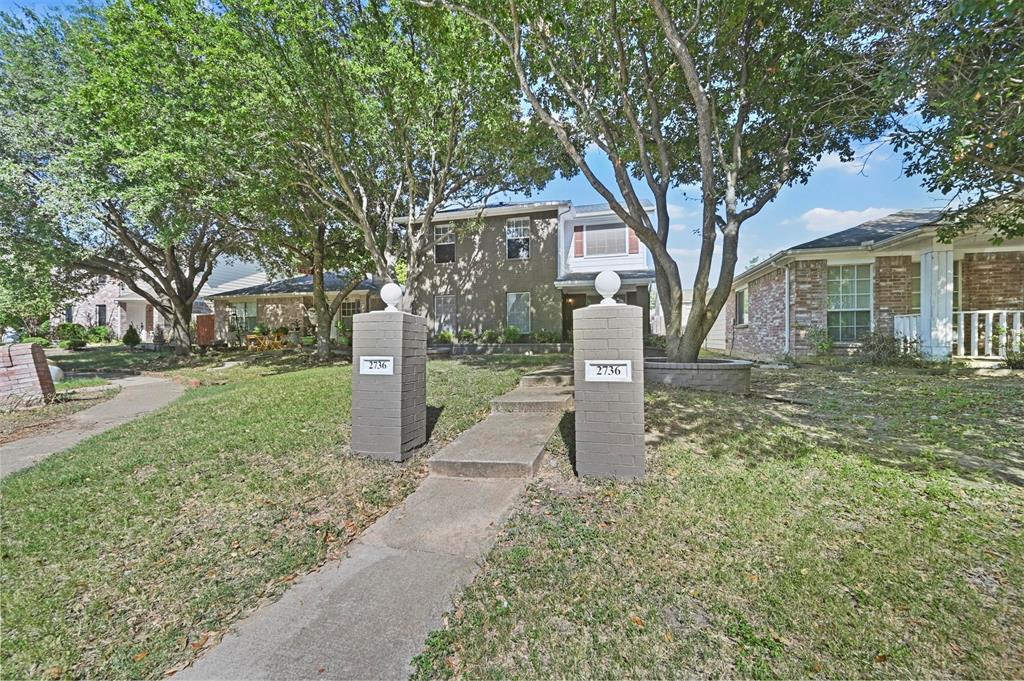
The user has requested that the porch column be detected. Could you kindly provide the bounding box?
[919,241,954,359]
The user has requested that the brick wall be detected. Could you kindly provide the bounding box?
[873,255,915,336]
[960,251,1024,310]
[1,343,55,407]
[790,259,828,355]
[726,267,787,359]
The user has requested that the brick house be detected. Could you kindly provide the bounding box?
[724,209,1024,360]
[207,272,383,343]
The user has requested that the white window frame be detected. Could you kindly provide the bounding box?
[434,294,456,334]
[506,291,532,334]
[826,263,873,343]
[505,217,531,260]
[582,223,628,258]
[433,223,455,264]
[340,300,362,317]
[231,301,258,332]
[734,288,749,326]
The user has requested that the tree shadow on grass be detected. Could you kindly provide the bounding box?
[643,366,1024,487]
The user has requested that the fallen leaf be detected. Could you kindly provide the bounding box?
[629,614,646,629]
[190,634,209,650]
[45,667,62,680]
[875,653,889,664]
[133,651,149,663]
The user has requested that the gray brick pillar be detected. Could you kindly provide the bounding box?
[572,272,645,480]
[351,309,427,461]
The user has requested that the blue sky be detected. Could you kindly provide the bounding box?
[3,0,948,282]
[507,144,947,280]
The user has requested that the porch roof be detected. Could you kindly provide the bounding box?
[554,269,656,289]
[208,272,379,299]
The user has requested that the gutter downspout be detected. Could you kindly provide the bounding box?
[783,264,791,355]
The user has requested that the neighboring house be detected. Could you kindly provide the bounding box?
[411,200,655,339]
[724,209,1024,360]
[57,259,268,343]
[207,272,383,342]
[650,288,728,351]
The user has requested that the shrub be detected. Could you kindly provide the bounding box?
[22,336,51,347]
[857,330,922,367]
[87,325,113,343]
[457,329,476,343]
[806,326,833,355]
[122,324,141,348]
[252,322,270,336]
[55,322,86,341]
[274,326,289,336]
[59,339,87,350]
[152,326,167,345]
[301,335,315,347]
[1004,350,1024,370]
[480,328,501,344]
[502,326,522,344]
[644,334,667,349]
[435,330,454,344]
[532,329,561,344]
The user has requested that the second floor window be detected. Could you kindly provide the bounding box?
[434,224,455,263]
[584,223,627,257]
[505,218,530,260]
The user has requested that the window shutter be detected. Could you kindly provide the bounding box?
[628,228,640,254]
[573,225,584,257]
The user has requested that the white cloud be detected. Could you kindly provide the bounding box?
[667,203,700,231]
[816,151,867,175]
[795,207,898,233]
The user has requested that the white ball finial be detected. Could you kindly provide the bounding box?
[381,282,403,311]
[595,270,621,305]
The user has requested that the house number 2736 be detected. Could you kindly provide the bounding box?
[584,360,632,382]
[360,356,394,375]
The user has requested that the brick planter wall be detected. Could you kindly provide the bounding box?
[645,358,752,394]
[873,255,915,336]
[1,343,55,408]
[961,252,1024,310]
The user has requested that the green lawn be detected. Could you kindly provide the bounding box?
[414,366,1024,679]
[54,377,111,392]
[46,345,178,373]
[0,354,562,679]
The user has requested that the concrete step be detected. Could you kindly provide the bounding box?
[519,366,574,388]
[490,386,574,414]
[428,412,561,478]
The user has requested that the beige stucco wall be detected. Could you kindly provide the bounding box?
[413,209,562,336]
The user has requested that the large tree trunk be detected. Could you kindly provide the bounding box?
[168,297,194,356]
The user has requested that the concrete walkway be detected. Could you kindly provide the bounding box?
[180,375,569,681]
[0,375,184,478]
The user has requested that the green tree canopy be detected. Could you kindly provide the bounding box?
[428,0,913,361]
[891,0,1023,241]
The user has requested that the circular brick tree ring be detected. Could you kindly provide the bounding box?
[644,357,753,394]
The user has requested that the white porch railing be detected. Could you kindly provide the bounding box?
[893,314,920,348]
[956,310,1023,358]
[893,310,1023,358]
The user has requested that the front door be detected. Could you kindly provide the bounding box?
[561,293,587,340]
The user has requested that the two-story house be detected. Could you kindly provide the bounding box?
[412,200,656,340]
